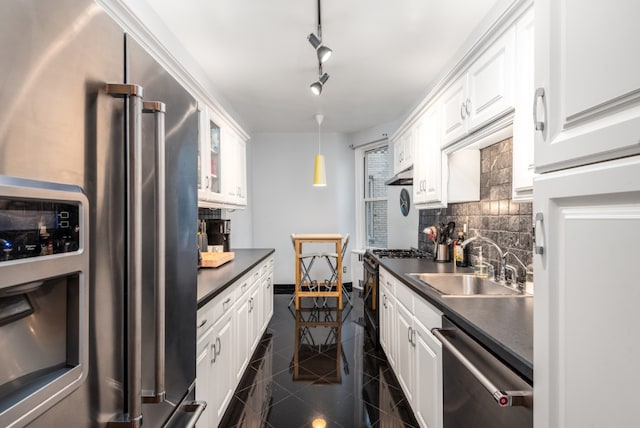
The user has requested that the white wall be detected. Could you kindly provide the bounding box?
[251,132,355,284]
[387,185,419,248]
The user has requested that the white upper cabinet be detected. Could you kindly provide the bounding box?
[392,126,414,174]
[221,127,247,207]
[440,76,468,146]
[441,27,516,147]
[534,0,640,172]
[414,105,444,207]
[512,7,535,201]
[198,103,248,209]
[466,26,515,131]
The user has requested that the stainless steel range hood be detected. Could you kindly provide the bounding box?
[384,167,413,185]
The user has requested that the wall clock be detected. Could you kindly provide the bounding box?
[400,188,410,216]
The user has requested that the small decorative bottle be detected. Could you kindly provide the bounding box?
[454,231,467,267]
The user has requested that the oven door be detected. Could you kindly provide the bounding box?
[433,318,532,428]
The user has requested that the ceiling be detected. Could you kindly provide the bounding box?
[145,0,503,134]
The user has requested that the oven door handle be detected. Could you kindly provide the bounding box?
[432,328,531,407]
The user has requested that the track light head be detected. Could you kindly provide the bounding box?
[307,33,333,63]
[310,73,330,95]
[317,45,332,63]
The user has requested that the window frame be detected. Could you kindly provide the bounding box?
[354,140,389,249]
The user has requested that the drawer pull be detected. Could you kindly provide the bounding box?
[197,319,207,329]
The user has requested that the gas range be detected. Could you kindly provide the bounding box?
[362,248,429,348]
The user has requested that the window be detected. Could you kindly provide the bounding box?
[363,145,389,247]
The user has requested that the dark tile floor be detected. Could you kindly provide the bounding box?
[220,294,419,428]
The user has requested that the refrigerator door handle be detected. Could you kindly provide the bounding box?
[105,83,144,427]
[142,101,167,404]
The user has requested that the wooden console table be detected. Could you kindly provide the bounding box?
[293,233,343,310]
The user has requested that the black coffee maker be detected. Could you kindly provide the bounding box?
[205,219,230,252]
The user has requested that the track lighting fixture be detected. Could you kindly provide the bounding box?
[308,0,332,95]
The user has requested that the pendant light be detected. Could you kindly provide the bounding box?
[313,114,327,187]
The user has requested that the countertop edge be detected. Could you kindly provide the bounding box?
[197,248,275,308]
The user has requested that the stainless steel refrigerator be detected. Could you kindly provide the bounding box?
[0,0,201,426]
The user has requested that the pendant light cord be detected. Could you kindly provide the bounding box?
[315,114,324,155]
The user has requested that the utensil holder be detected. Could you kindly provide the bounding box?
[435,244,450,263]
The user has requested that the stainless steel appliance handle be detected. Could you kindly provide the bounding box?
[181,401,207,428]
[142,101,167,404]
[433,328,530,407]
[105,83,144,427]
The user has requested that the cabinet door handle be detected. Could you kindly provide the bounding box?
[407,326,413,344]
[205,175,209,189]
[216,337,221,357]
[211,342,217,364]
[533,87,546,132]
[197,319,207,329]
[466,98,472,115]
[460,103,467,120]
[533,212,544,255]
[412,328,416,347]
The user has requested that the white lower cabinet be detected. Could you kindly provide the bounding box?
[534,156,640,428]
[195,285,235,428]
[394,300,415,404]
[209,311,234,425]
[196,257,274,427]
[413,318,442,428]
[195,327,213,428]
[260,258,274,333]
[379,270,397,370]
[380,268,443,428]
[234,278,251,384]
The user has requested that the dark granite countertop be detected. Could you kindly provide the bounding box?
[378,258,533,383]
[197,248,275,308]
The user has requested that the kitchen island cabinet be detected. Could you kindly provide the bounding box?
[196,249,274,427]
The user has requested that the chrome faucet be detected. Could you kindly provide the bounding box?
[503,250,529,287]
[460,235,506,283]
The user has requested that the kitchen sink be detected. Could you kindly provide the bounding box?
[407,273,527,297]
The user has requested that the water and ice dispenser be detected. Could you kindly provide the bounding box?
[0,176,89,427]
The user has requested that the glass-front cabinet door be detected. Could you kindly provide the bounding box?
[207,113,221,195]
[198,105,222,201]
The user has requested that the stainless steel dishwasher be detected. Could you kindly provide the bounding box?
[433,318,532,428]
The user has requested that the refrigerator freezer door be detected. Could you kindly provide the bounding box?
[0,0,126,426]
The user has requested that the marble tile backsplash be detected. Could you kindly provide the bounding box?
[418,137,534,279]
